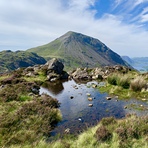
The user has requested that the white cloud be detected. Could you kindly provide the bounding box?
[141,14,148,22]
[0,0,148,57]
[135,0,148,5]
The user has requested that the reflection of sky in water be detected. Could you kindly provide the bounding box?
[40,80,148,135]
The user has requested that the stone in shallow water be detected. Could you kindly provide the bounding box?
[70,96,74,99]
[88,104,93,107]
[124,106,127,109]
[86,93,91,96]
[88,97,93,101]
[106,96,112,100]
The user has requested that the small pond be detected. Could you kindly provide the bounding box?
[40,79,148,135]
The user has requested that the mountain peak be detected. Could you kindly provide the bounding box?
[58,31,81,42]
[27,31,129,70]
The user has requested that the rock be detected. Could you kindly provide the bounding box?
[106,96,112,100]
[92,84,97,88]
[26,72,35,77]
[31,87,39,94]
[70,96,74,99]
[71,68,92,80]
[88,97,93,101]
[28,93,34,96]
[88,104,93,107]
[78,118,82,121]
[64,128,70,134]
[47,73,60,81]
[43,58,69,81]
[46,58,64,74]
[142,99,147,101]
[0,85,4,89]
[115,96,119,99]
[124,106,127,109]
[86,93,91,96]
[73,85,78,89]
[25,66,34,72]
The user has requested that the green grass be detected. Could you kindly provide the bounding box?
[102,72,148,100]
[24,71,47,83]
[9,115,148,148]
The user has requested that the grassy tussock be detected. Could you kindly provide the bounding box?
[107,74,119,85]
[105,73,148,99]
[107,73,130,89]
[130,76,147,92]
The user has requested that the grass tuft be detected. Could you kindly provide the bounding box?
[130,76,147,92]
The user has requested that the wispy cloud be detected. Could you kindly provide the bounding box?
[0,0,148,57]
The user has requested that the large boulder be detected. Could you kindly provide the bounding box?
[44,58,68,81]
[45,58,64,74]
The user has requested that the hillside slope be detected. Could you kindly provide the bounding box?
[27,31,129,69]
[0,50,46,73]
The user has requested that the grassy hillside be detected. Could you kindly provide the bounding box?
[27,31,129,70]
[0,50,46,73]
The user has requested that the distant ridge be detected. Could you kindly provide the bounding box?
[122,56,148,72]
[27,31,129,69]
[0,50,46,73]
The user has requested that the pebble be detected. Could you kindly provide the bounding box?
[124,106,127,109]
[86,93,91,96]
[64,128,70,134]
[106,96,112,100]
[78,118,82,121]
[88,97,93,101]
[70,96,74,99]
[88,104,93,107]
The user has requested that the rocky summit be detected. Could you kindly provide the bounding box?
[27,31,129,70]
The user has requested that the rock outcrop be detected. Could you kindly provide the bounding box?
[23,58,69,82]
[70,65,131,81]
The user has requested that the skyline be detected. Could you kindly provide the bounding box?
[0,0,148,57]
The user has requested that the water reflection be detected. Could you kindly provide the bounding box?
[40,79,148,135]
[42,80,65,95]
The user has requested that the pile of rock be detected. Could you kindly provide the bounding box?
[22,58,132,82]
[70,65,131,81]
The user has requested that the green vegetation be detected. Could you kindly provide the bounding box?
[0,50,46,73]
[0,71,61,147]
[101,72,148,99]
[9,115,148,148]
[130,76,147,92]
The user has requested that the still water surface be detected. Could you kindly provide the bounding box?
[40,79,147,135]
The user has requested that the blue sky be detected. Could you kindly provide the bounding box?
[0,0,148,57]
